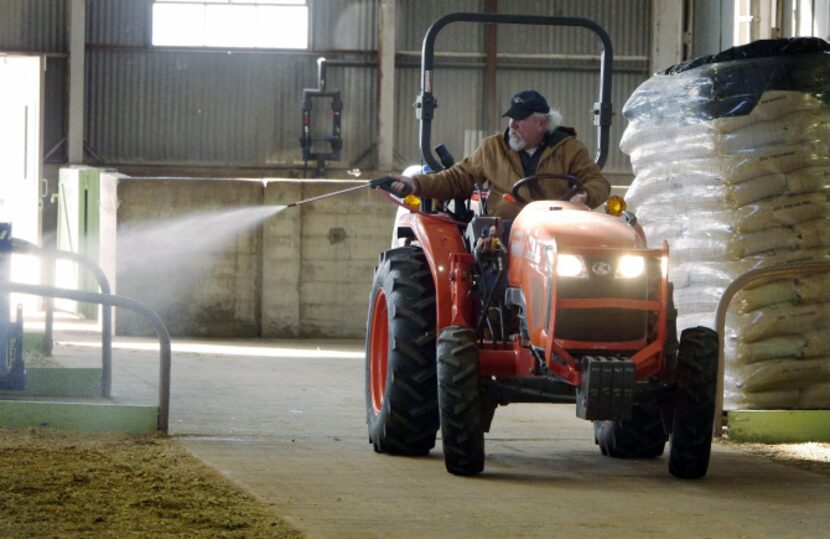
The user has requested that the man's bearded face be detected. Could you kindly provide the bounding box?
[507,114,546,152]
[508,128,526,151]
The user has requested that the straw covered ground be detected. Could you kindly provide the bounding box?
[0,427,302,538]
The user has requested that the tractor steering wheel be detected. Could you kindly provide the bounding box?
[511,173,584,204]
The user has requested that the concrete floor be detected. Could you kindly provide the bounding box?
[50,328,830,539]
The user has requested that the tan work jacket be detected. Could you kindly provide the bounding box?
[412,128,610,219]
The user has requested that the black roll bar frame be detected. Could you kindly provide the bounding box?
[416,12,614,172]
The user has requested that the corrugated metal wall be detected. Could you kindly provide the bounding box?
[87,0,151,47]
[313,0,377,51]
[1,0,651,175]
[0,0,66,52]
[81,0,379,168]
[85,49,376,167]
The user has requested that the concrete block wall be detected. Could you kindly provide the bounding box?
[114,177,396,339]
[115,179,264,337]
[284,182,396,338]
[262,181,302,337]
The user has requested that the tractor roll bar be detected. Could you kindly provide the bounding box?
[1,282,172,434]
[417,12,614,172]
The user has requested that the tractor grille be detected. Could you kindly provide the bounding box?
[555,256,652,343]
[556,308,647,342]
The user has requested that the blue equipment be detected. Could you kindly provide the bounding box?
[0,222,27,390]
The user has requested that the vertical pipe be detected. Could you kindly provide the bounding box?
[0,224,11,364]
[317,57,327,92]
[43,250,54,356]
[484,0,498,133]
[67,0,85,164]
[652,0,685,74]
[377,0,396,171]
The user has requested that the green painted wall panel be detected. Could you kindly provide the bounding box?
[0,400,158,433]
[0,368,102,398]
[729,410,830,443]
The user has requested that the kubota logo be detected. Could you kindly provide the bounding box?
[591,262,611,276]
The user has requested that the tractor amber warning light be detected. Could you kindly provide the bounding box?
[605,195,626,216]
[404,194,421,210]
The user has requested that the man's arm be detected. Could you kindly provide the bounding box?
[562,138,611,208]
[374,157,484,199]
[411,149,488,200]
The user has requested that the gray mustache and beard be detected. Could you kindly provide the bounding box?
[508,129,527,151]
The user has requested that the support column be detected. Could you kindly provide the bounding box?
[651,0,685,74]
[68,0,86,164]
[377,0,396,171]
[484,0,498,133]
[815,0,830,39]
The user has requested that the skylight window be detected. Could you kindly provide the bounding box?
[152,1,308,49]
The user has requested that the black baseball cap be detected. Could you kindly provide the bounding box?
[502,90,550,120]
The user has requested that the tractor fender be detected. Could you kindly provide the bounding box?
[396,211,469,332]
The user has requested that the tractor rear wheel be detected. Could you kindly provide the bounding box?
[594,402,667,458]
[437,325,485,476]
[668,326,718,479]
[365,247,438,455]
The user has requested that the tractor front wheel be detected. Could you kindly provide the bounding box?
[437,325,485,476]
[668,326,718,479]
[594,402,667,458]
[365,247,438,455]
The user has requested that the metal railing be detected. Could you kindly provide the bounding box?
[713,261,830,436]
[1,282,172,434]
[10,239,114,397]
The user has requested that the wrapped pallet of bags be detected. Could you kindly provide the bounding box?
[620,38,830,410]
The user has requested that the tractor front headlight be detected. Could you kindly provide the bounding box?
[557,254,588,278]
[616,255,646,279]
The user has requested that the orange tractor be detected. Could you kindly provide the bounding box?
[365,13,717,479]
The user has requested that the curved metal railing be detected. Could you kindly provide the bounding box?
[713,261,830,436]
[1,282,172,434]
[11,238,114,397]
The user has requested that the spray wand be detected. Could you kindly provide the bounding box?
[283,176,468,226]
[285,176,401,208]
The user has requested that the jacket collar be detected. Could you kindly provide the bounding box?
[501,126,576,152]
[501,126,576,176]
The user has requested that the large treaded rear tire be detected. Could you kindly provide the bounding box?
[669,326,718,479]
[437,325,485,476]
[594,402,667,458]
[365,247,438,455]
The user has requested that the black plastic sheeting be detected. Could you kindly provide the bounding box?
[662,37,830,75]
[623,38,830,123]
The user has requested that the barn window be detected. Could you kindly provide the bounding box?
[152,1,309,49]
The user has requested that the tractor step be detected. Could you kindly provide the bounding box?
[576,356,634,421]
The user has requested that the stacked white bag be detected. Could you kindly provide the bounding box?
[620,42,830,410]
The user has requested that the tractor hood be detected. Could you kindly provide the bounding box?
[510,201,645,252]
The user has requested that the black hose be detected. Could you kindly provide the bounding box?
[476,263,507,338]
